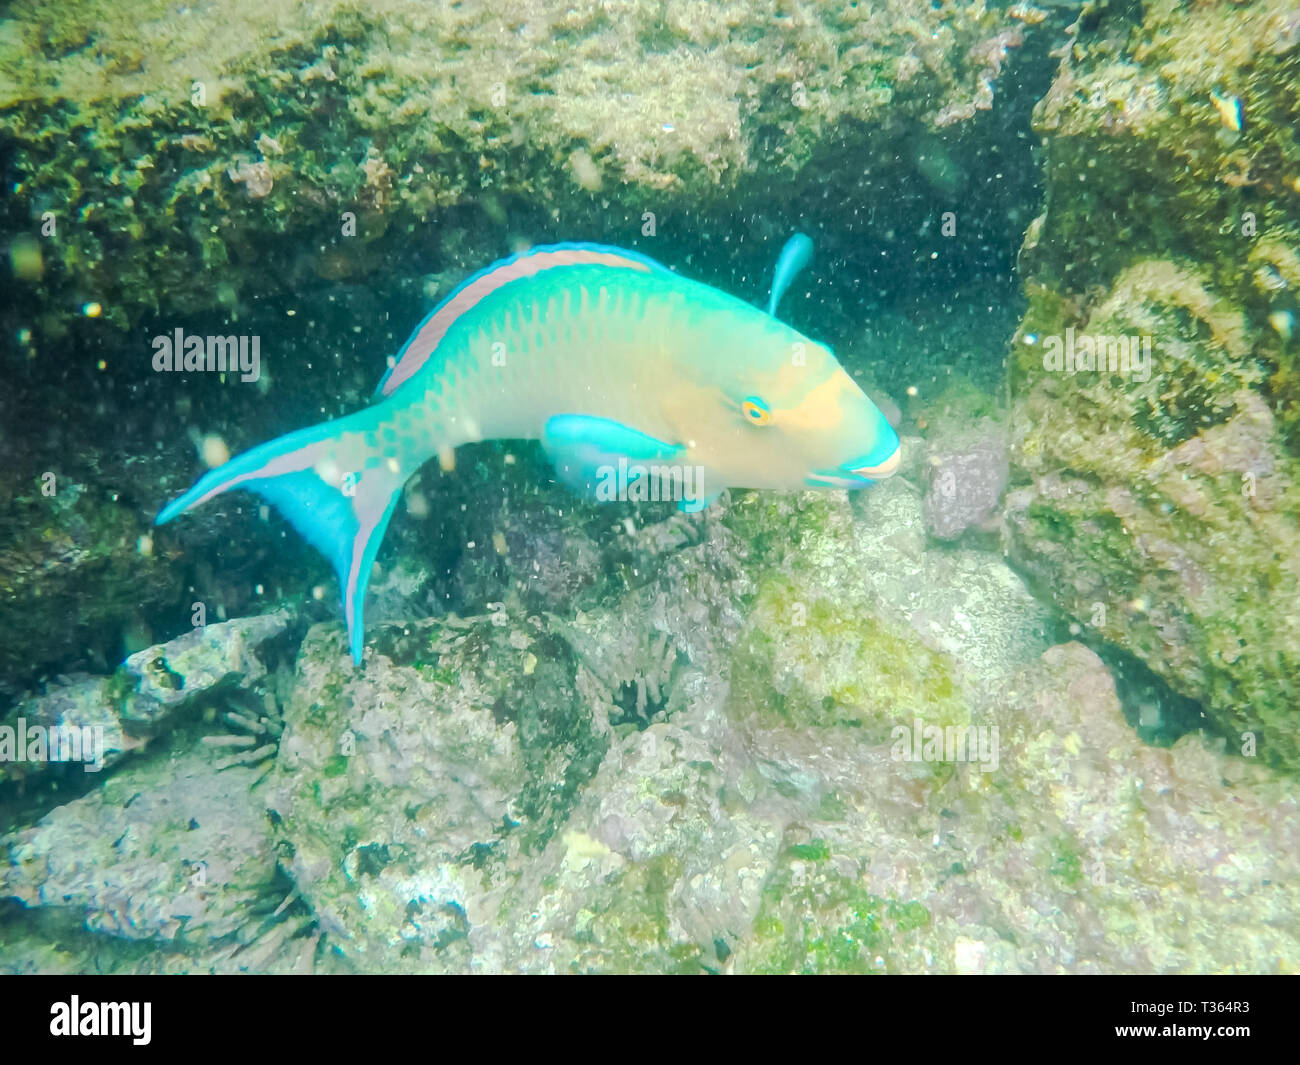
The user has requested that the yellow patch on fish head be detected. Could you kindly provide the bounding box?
[771,358,856,434]
[691,338,901,491]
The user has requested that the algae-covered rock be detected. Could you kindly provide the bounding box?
[725,476,1055,704]
[1006,0,1300,768]
[729,640,1300,974]
[976,642,1299,973]
[727,572,969,739]
[0,0,1029,336]
[5,480,1298,973]
[0,730,333,973]
[261,499,755,972]
[265,616,604,972]
[1,745,277,944]
[260,482,1060,972]
[490,632,1300,974]
[0,469,181,698]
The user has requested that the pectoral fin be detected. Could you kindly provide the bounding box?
[542,414,684,498]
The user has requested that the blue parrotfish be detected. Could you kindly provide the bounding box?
[157,234,902,663]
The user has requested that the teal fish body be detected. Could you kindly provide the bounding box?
[157,241,901,661]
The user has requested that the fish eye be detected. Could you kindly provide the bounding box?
[741,397,771,426]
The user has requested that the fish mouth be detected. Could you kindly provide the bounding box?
[805,443,902,488]
[844,445,901,480]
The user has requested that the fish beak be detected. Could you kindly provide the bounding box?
[845,444,901,481]
[806,443,902,489]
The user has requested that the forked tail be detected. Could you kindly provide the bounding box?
[156,401,427,663]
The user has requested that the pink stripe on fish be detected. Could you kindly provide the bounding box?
[379,247,653,397]
[190,450,316,510]
[344,501,386,634]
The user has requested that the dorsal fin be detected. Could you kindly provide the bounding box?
[767,232,814,318]
[375,242,671,398]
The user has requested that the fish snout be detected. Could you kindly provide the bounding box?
[805,441,902,489]
[844,442,901,481]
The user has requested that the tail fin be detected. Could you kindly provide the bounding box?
[156,404,420,663]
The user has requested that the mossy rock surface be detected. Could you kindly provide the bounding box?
[1006,0,1300,769]
[1,0,1025,336]
[727,571,968,740]
[0,470,180,694]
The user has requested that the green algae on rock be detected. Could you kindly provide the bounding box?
[264,616,607,971]
[4,476,1297,973]
[726,572,968,739]
[0,470,181,697]
[0,0,1029,336]
[743,836,934,975]
[1005,0,1300,770]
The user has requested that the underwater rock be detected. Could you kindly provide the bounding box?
[7,481,1298,973]
[283,576,1296,971]
[264,617,598,972]
[1,746,278,946]
[261,483,1063,972]
[493,491,1292,973]
[725,639,1300,974]
[1006,0,1300,768]
[0,0,1029,336]
[263,500,755,972]
[922,419,1010,541]
[975,642,1300,973]
[725,477,1055,704]
[0,470,182,700]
